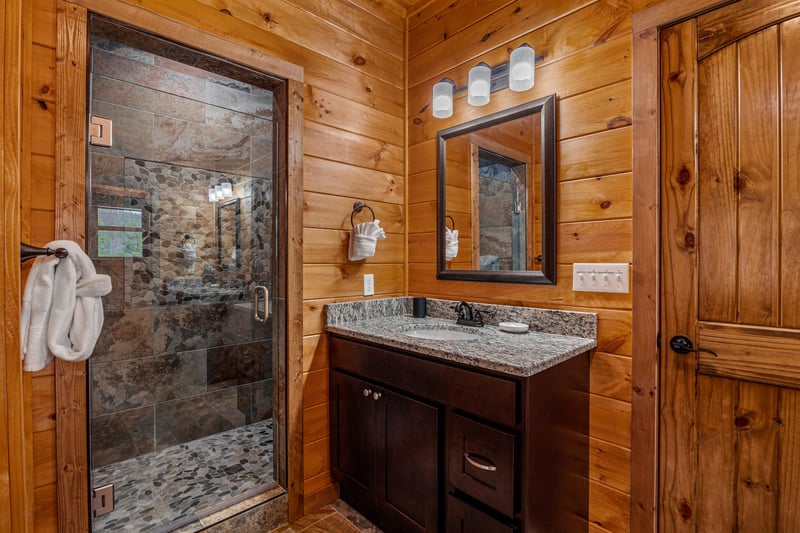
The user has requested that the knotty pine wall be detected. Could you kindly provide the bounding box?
[21,0,406,528]
[406,0,659,531]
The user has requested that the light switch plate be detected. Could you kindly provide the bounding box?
[363,274,375,296]
[572,263,629,293]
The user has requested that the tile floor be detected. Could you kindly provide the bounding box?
[274,500,382,532]
[92,419,275,532]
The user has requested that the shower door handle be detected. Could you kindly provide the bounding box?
[253,286,269,323]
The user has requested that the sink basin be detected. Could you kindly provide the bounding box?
[403,329,481,341]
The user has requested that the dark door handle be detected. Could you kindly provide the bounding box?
[669,335,718,357]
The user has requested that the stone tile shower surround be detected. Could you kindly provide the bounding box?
[87,33,275,472]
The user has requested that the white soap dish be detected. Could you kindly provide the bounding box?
[498,321,529,333]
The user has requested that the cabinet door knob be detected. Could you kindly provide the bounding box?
[464,452,497,472]
[372,391,382,400]
[362,388,372,397]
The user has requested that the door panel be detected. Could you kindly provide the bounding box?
[378,388,438,532]
[660,0,800,529]
[331,371,376,495]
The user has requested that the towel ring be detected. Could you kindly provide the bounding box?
[20,242,69,263]
[181,234,196,246]
[351,201,376,229]
[445,215,456,230]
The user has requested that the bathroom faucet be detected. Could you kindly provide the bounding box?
[453,301,484,327]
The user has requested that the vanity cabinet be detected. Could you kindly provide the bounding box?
[329,335,589,533]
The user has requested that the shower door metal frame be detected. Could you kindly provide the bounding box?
[54,1,305,530]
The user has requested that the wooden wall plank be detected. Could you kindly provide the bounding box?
[778,387,800,530]
[590,437,631,494]
[696,375,736,532]
[736,27,780,327]
[780,17,800,328]
[558,173,632,222]
[589,479,631,533]
[304,156,404,205]
[304,120,404,175]
[195,0,403,87]
[736,381,780,531]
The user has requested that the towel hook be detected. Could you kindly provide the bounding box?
[351,201,376,229]
[445,215,456,230]
[20,242,69,263]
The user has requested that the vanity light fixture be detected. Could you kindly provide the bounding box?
[214,185,224,201]
[509,43,535,91]
[208,187,218,202]
[431,43,537,118]
[467,62,491,106]
[432,78,455,118]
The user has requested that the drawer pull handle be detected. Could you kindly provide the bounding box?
[363,388,372,397]
[372,391,382,401]
[464,452,497,472]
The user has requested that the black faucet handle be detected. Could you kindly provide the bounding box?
[472,308,484,325]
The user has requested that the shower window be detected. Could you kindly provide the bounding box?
[86,16,285,532]
[96,207,143,257]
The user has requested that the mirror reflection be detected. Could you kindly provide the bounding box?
[217,197,241,270]
[438,94,556,284]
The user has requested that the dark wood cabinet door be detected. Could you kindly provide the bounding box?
[331,371,376,506]
[376,388,439,533]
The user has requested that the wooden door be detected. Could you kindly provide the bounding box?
[660,0,800,530]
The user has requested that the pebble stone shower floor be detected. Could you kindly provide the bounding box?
[91,419,274,532]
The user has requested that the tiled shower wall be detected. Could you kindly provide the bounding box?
[88,32,275,468]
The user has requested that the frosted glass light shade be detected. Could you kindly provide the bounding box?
[221,182,233,198]
[468,63,491,106]
[509,44,535,91]
[432,79,454,118]
[214,185,224,200]
[209,188,218,202]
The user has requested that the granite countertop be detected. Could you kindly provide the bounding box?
[325,314,597,378]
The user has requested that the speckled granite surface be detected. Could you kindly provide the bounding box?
[324,298,596,377]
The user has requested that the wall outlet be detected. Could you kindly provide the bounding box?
[572,263,629,293]
[363,274,375,296]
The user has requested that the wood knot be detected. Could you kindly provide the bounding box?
[775,417,784,425]
[413,117,422,125]
[442,32,448,40]
[353,56,366,66]
[37,99,48,110]
[677,166,691,185]
[40,85,50,94]
[481,32,494,42]
[513,6,521,13]
[735,416,750,428]
[262,12,271,23]
[678,500,692,520]
[600,200,611,209]
[669,70,685,83]
[684,232,695,250]
[632,385,643,394]
[220,8,231,15]
[607,116,632,129]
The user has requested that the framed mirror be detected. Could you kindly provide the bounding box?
[217,197,241,270]
[437,94,556,284]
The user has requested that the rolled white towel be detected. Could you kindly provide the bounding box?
[20,240,112,371]
[46,240,112,364]
[348,219,386,261]
[445,228,459,261]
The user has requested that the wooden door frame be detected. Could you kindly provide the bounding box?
[55,1,305,529]
[630,0,736,531]
[2,0,35,530]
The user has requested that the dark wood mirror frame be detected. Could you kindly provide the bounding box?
[436,94,557,284]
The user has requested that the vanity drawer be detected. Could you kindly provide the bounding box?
[447,412,516,517]
[330,336,518,426]
[446,494,514,533]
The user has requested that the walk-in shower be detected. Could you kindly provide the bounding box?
[86,17,285,532]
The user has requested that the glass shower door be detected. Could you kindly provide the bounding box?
[86,16,283,532]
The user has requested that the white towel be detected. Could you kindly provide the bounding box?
[445,227,459,261]
[20,240,112,371]
[348,219,386,261]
